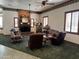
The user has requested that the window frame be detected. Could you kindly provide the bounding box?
[43,16,49,27]
[0,14,3,29]
[64,10,79,34]
[14,17,19,28]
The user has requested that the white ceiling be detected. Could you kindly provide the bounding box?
[0,0,70,12]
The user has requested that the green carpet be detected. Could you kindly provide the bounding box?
[0,35,79,59]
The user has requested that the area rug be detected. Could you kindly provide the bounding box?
[0,35,79,59]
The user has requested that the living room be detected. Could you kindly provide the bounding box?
[0,0,79,59]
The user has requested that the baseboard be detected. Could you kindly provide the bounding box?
[64,40,79,46]
[3,34,10,36]
[0,33,4,35]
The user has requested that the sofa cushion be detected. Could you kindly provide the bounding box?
[48,29,59,38]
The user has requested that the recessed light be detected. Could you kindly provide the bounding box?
[48,0,52,2]
[39,5,42,8]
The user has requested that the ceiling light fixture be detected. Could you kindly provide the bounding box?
[29,4,31,13]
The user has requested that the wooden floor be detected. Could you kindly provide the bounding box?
[0,44,40,59]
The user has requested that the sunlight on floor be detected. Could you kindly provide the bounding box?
[0,44,40,59]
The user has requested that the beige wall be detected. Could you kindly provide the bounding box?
[0,30,3,34]
[30,13,40,32]
[3,10,18,35]
[0,10,40,35]
[30,13,40,23]
[41,2,79,44]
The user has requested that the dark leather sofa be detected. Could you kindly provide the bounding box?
[51,32,66,45]
[28,33,43,49]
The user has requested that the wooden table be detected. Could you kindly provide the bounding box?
[21,32,34,36]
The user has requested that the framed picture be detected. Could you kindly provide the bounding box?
[22,17,28,23]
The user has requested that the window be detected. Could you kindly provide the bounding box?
[0,14,3,28]
[65,11,79,34]
[14,17,18,28]
[43,16,48,27]
[31,18,34,27]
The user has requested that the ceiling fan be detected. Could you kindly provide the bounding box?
[41,0,55,6]
[36,0,55,6]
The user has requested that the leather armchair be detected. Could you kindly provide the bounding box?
[51,32,66,45]
[28,33,43,49]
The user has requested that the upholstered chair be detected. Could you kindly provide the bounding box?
[51,32,66,45]
[10,30,22,43]
[28,33,43,49]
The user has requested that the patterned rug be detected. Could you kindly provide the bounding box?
[0,35,79,59]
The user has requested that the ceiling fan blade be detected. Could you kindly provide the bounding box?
[46,3,55,5]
